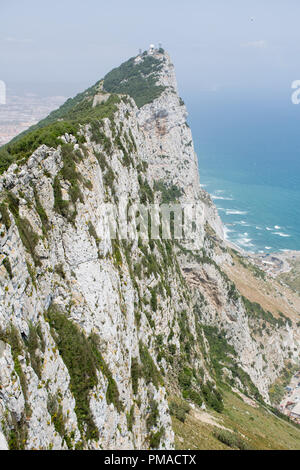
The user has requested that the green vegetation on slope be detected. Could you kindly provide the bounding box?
[230,248,266,280]
[169,398,191,423]
[269,361,300,405]
[172,388,300,450]
[200,324,263,402]
[0,93,121,175]
[242,296,292,328]
[0,52,165,174]
[5,192,41,266]
[153,180,183,204]
[0,121,82,174]
[103,55,166,108]
[0,326,31,449]
[213,429,253,450]
[139,341,163,388]
[53,143,85,223]
[47,306,122,442]
[278,257,300,294]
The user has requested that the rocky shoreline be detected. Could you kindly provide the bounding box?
[225,236,300,282]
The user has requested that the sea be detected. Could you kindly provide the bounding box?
[187,91,300,254]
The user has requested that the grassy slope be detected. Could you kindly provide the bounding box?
[173,389,300,450]
[0,92,121,175]
[224,249,300,324]
[103,54,166,108]
[278,257,300,295]
[176,232,300,449]
[0,51,166,175]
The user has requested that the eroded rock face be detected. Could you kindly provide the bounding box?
[0,49,299,450]
[183,258,300,401]
[137,52,205,250]
[0,70,205,448]
[0,99,181,449]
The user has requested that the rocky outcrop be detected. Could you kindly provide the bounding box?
[0,56,208,449]
[136,51,205,250]
[0,48,299,450]
[0,103,177,449]
[184,256,300,400]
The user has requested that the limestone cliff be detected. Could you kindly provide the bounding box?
[0,47,299,450]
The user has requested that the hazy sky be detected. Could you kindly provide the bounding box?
[1,0,300,99]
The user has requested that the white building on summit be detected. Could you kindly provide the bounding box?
[149,44,155,54]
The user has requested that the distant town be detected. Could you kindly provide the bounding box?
[0,90,65,146]
[279,370,300,424]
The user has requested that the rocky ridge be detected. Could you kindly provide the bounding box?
[0,47,299,450]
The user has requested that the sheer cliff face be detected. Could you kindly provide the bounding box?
[137,53,201,202]
[0,50,299,450]
[0,100,178,450]
[0,51,209,450]
[135,51,224,243]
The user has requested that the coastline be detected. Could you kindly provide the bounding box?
[223,236,300,282]
[198,169,300,255]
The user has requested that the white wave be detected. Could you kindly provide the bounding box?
[224,226,234,240]
[273,232,290,238]
[274,225,281,229]
[225,209,248,215]
[265,246,272,250]
[212,195,234,201]
[266,227,272,231]
[236,237,254,248]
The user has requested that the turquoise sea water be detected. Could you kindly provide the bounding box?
[187,92,300,253]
